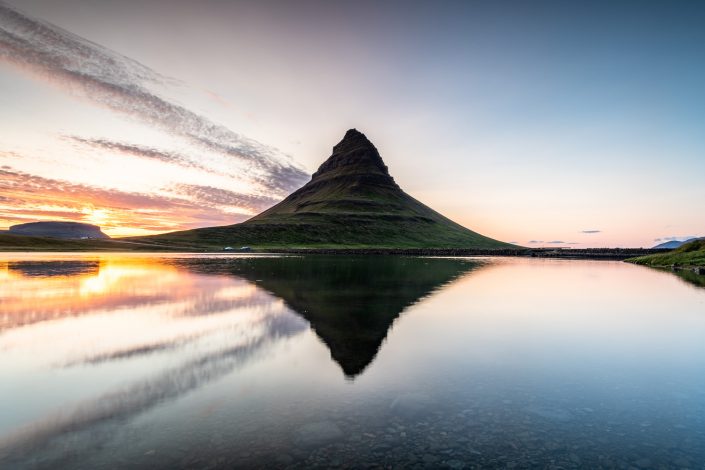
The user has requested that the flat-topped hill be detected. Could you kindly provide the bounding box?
[9,221,109,239]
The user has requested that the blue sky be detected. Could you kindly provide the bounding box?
[1,0,703,245]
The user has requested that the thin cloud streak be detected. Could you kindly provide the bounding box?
[66,137,211,173]
[170,183,279,212]
[0,311,307,465]
[0,1,309,196]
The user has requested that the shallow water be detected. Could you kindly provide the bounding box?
[1,253,704,469]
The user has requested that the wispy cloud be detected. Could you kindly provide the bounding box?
[170,183,278,212]
[66,137,211,173]
[0,312,307,465]
[0,167,253,234]
[0,2,308,196]
[527,240,579,245]
[581,230,601,234]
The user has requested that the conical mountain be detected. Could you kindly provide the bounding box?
[250,128,401,221]
[138,129,512,249]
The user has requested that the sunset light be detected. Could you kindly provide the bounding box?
[1,1,705,468]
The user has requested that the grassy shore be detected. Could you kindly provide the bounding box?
[0,233,181,252]
[626,239,705,268]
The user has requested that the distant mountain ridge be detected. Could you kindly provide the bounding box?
[9,221,109,239]
[653,237,702,249]
[135,129,513,249]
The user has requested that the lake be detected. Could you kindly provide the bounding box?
[1,253,704,469]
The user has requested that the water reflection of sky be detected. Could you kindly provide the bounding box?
[1,254,705,469]
[0,254,309,462]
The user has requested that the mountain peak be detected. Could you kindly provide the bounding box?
[333,128,370,151]
[197,128,512,249]
[312,129,395,185]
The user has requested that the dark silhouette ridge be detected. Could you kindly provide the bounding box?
[170,255,485,377]
[9,221,109,239]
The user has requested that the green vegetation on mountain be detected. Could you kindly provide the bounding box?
[132,129,514,250]
[627,239,705,267]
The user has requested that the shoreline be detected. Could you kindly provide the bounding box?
[0,247,670,260]
[263,248,668,260]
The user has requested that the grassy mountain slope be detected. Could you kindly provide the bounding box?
[627,239,705,267]
[133,129,514,250]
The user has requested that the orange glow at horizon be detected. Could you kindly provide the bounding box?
[0,254,273,332]
[0,173,254,237]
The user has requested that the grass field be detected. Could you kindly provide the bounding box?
[0,233,181,252]
[626,239,705,267]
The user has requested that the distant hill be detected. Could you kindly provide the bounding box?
[133,129,514,250]
[9,221,109,239]
[652,238,699,249]
[628,239,705,268]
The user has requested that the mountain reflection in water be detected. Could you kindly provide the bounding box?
[168,255,483,377]
[0,254,479,466]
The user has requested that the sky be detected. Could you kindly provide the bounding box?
[1,0,704,246]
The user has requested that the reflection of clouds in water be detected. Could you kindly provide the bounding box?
[0,300,307,465]
[60,331,206,367]
[0,259,278,331]
[60,303,302,368]
[0,256,310,466]
[0,258,293,364]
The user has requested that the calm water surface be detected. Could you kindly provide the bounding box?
[1,253,704,469]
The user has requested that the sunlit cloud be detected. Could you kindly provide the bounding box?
[0,167,255,235]
[0,1,309,230]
